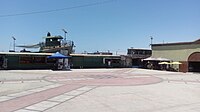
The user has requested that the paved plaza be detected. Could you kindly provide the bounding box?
[0,68,200,112]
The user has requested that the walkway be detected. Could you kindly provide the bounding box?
[0,69,199,112]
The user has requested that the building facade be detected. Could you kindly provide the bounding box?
[70,54,132,68]
[0,52,54,70]
[152,39,200,72]
[127,48,152,67]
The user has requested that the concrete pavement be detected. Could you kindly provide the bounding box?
[0,68,199,112]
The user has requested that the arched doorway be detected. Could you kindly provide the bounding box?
[188,52,200,72]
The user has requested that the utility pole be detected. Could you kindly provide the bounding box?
[12,36,16,51]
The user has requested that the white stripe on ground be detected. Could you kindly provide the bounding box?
[0,84,63,102]
[14,86,97,112]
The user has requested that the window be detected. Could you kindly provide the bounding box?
[47,58,57,63]
[20,57,33,64]
[33,57,46,63]
[20,56,46,64]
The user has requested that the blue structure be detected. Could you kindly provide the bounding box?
[48,52,71,70]
[48,52,70,59]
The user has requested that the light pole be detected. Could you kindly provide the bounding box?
[62,29,67,41]
[12,36,16,51]
[150,36,153,49]
[116,49,120,55]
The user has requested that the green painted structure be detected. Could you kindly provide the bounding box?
[0,32,133,70]
[0,52,132,70]
[0,52,54,70]
[70,54,128,68]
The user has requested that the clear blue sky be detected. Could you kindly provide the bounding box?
[1,0,200,54]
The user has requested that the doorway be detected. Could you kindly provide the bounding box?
[188,52,200,72]
[188,62,200,72]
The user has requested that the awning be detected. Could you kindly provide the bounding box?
[156,57,171,61]
[158,62,170,65]
[143,57,171,61]
[47,52,70,59]
[143,57,157,61]
[169,62,182,64]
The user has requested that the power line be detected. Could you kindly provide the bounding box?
[0,0,116,18]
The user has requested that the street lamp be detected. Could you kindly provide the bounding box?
[116,49,120,55]
[62,29,67,41]
[150,36,153,48]
[12,36,16,51]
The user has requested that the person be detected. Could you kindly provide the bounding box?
[108,61,111,67]
[52,60,58,70]
[146,61,153,69]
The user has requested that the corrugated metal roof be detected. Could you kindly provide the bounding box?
[70,54,120,57]
[128,48,151,50]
